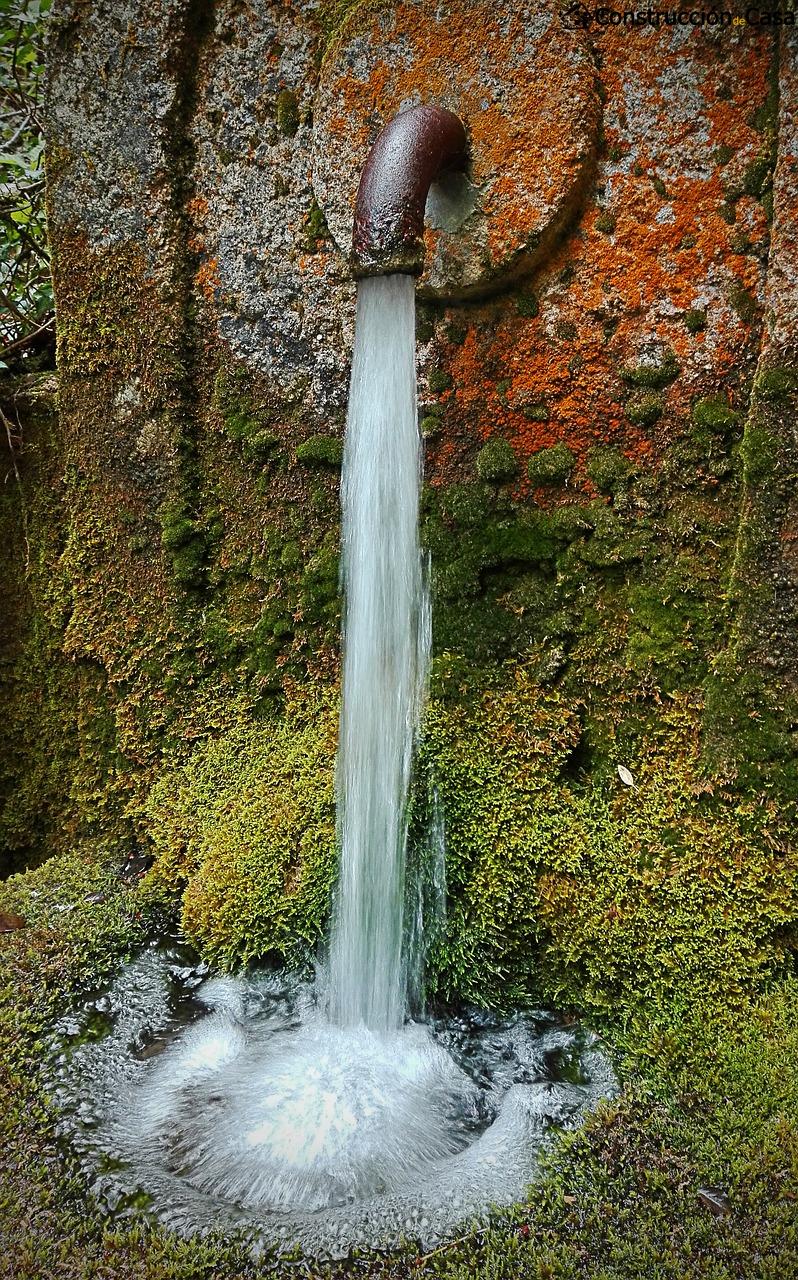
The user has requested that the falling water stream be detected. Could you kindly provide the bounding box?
[329,273,429,1032]
[49,274,615,1257]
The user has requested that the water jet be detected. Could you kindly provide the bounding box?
[328,104,468,1034]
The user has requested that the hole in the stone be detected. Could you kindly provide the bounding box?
[425,169,480,234]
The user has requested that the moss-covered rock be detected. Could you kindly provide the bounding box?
[295,435,344,467]
[143,691,338,968]
[527,443,575,484]
[419,684,798,1018]
[475,438,518,483]
[1,837,797,1277]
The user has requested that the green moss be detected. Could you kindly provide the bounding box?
[428,368,453,394]
[475,438,518,483]
[691,397,740,434]
[595,210,616,235]
[713,144,735,167]
[159,500,207,588]
[445,321,467,345]
[739,422,778,485]
[521,402,549,422]
[295,435,343,467]
[213,367,278,460]
[414,673,582,1003]
[719,199,737,225]
[754,365,798,402]
[275,88,299,137]
[437,482,490,529]
[144,692,338,969]
[554,319,577,342]
[515,290,540,318]
[650,175,667,198]
[625,570,716,688]
[301,199,329,252]
[527,443,575,485]
[298,534,340,631]
[625,394,663,428]
[416,308,435,344]
[586,445,634,492]
[420,414,442,439]
[727,281,757,325]
[684,308,707,334]
[704,650,798,800]
[620,352,680,389]
[419,685,798,1016]
[749,55,780,136]
[743,153,771,199]
[314,0,374,54]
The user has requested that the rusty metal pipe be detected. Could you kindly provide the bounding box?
[352,104,468,278]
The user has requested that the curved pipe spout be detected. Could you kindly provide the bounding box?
[352,104,468,278]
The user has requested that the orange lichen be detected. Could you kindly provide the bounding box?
[319,0,598,288]
[413,20,775,496]
[195,256,220,302]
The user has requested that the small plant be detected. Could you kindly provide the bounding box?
[754,366,798,402]
[516,290,540,318]
[301,200,329,252]
[428,368,453,394]
[625,395,664,428]
[684,309,707,334]
[620,351,680,389]
[522,402,550,422]
[275,89,300,137]
[691,397,740,433]
[728,281,757,324]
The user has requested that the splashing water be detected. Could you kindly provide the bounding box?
[329,273,430,1032]
[51,945,615,1255]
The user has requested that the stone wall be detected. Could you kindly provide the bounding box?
[2,1,797,898]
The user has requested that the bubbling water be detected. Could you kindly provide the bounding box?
[51,946,615,1256]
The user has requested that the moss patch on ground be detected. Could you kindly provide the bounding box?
[1,805,796,1279]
